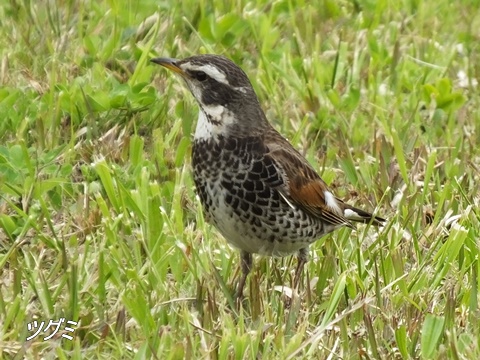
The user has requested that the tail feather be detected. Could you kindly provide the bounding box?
[343,203,385,226]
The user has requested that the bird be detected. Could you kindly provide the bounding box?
[151,54,385,300]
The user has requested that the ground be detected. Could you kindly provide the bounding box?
[0,0,479,359]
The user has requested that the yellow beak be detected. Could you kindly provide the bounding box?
[150,57,185,75]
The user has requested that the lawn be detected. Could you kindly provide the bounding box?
[0,0,479,359]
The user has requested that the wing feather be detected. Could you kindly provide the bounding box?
[262,127,384,227]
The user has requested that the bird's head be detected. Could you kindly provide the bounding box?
[151,54,269,138]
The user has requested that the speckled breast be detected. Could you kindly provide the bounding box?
[191,135,328,256]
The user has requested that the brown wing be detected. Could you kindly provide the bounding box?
[263,127,354,229]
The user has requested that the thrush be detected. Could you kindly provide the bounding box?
[151,54,385,299]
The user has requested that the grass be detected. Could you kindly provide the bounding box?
[0,0,479,358]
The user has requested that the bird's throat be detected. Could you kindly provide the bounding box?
[194,105,236,140]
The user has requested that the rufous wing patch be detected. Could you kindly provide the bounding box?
[288,176,353,228]
[264,127,355,229]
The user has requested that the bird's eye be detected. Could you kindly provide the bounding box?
[195,71,207,82]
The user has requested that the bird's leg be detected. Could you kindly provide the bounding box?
[236,251,252,301]
[293,247,309,290]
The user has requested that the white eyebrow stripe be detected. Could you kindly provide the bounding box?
[182,63,229,85]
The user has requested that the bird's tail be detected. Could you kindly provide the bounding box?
[343,203,385,226]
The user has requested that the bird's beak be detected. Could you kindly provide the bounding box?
[151,57,185,75]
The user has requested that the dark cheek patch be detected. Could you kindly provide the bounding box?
[201,82,235,106]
